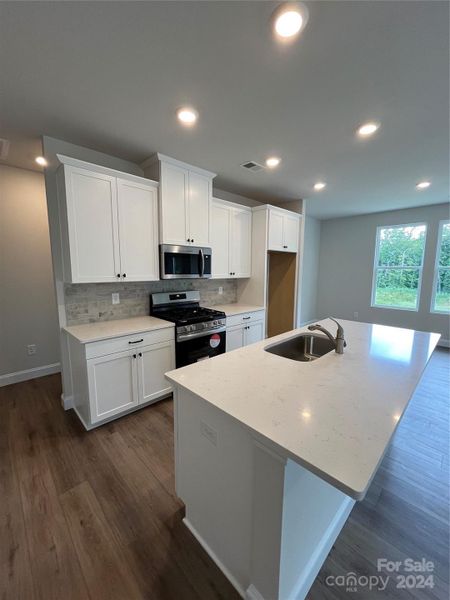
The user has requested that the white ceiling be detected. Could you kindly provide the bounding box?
[0,1,448,219]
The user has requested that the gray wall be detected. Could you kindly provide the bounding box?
[0,165,59,376]
[299,215,321,324]
[316,203,450,342]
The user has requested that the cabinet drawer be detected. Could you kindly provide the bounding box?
[85,327,174,359]
[226,310,265,328]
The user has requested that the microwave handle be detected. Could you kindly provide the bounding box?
[199,248,205,277]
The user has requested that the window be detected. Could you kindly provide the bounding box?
[371,223,427,311]
[431,221,450,313]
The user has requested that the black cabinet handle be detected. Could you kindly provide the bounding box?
[133,354,137,359]
[243,316,251,320]
[122,273,126,278]
[117,273,121,278]
[138,352,142,357]
[129,339,143,344]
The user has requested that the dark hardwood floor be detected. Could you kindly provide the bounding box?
[1,348,448,599]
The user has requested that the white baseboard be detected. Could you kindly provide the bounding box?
[183,517,246,598]
[438,338,449,348]
[0,362,61,387]
[246,584,265,600]
[62,393,74,410]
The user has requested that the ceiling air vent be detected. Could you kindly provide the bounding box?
[0,138,10,160]
[241,160,265,173]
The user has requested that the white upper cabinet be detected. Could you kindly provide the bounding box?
[211,198,252,279]
[116,178,159,282]
[143,154,215,247]
[188,171,211,246]
[57,155,159,284]
[231,207,252,277]
[211,201,231,278]
[159,161,189,245]
[63,167,120,283]
[268,207,300,253]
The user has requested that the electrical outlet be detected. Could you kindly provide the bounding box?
[112,293,120,305]
[218,286,223,295]
[353,311,359,319]
[200,421,218,446]
[27,344,37,355]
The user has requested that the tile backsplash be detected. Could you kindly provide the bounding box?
[64,279,237,325]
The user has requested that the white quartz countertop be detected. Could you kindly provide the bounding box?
[204,303,265,316]
[63,316,174,344]
[166,319,440,500]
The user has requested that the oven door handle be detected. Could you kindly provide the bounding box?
[177,326,226,342]
[198,248,204,278]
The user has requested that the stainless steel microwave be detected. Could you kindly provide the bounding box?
[160,244,212,279]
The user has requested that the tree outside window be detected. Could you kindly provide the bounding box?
[431,221,450,313]
[372,224,427,311]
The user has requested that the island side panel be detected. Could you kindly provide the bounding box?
[279,460,355,600]
[174,386,254,595]
[174,386,357,600]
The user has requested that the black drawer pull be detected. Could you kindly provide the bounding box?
[243,316,251,320]
[138,352,142,357]
[129,339,143,344]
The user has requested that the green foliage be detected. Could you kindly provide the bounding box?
[376,225,425,293]
[374,223,450,312]
[378,225,426,267]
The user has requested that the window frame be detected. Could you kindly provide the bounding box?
[430,219,450,314]
[370,222,427,312]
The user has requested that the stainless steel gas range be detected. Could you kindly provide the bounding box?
[150,291,226,368]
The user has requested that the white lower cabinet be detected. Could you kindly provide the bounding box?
[88,350,139,423]
[226,311,265,352]
[68,328,175,428]
[138,341,174,404]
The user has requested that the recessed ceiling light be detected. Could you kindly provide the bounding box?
[416,181,431,190]
[357,122,379,137]
[273,3,309,39]
[176,107,198,126]
[265,156,281,168]
[35,156,47,166]
[314,182,326,191]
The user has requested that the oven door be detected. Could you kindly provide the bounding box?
[160,244,212,279]
[176,329,226,368]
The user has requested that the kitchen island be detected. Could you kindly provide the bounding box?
[165,319,440,600]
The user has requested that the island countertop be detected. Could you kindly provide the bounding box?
[166,318,440,500]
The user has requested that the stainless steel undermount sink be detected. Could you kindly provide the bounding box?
[264,333,335,362]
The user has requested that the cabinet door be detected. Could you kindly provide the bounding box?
[226,325,245,352]
[283,215,300,253]
[87,350,137,424]
[66,166,120,282]
[160,162,189,245]
[117,179,159,281]
[137,340,175,405]
[244,321,264,346]
[188,171,211,246]
[268,210,284,251]
[231,208,252,278]
[211,202,231,278]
